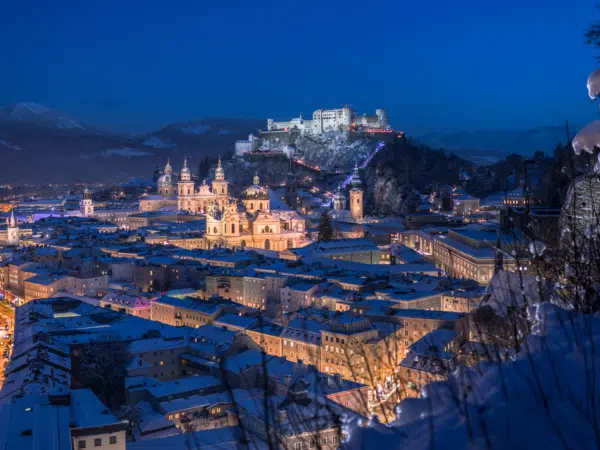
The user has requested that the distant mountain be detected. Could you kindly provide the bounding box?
[417,125,575,164]
[0,102,91,132]
[0,102,264,183]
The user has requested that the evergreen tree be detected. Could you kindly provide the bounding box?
[317,211,334,241]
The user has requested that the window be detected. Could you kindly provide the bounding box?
[295,443,302,450]
[109,436,117,445]
[78,441,86,449]
[322,437,328,445]
[94,438,102,447]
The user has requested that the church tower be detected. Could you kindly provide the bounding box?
[211,158,229,197]
[333,184,346,211]
[6,210,19,246]
[349,166,363,221]
[178,156,195,212]
[80,188,94,217]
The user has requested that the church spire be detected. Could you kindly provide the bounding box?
[253,171,260,185]
[215,156,225,181]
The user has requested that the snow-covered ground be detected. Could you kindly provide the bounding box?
[295,131,379,172]
[343,302,600,450]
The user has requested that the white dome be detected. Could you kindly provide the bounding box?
[157,173,173,187]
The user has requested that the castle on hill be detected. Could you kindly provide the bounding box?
[266,105,389,135]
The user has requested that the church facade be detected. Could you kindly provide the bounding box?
[166,159,307,251]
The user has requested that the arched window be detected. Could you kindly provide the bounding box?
[221,188,224,194]
[231,223,235,233]
[265,239,271,250]
[250,203,254,210]
[264,225,271,233]
[259,203,263,210]
[187,188,191,195]
[287,239,293,249]
[357,198,360,204]
[213,227,217,234]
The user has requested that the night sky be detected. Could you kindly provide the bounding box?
[1,0,599,134]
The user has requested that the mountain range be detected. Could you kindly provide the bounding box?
[0,102,574,183]
[0,102,263,183]
[417,125,575,164]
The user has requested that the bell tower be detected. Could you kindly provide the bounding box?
[349,166,363,221]
[178,156,195,212]
[211,158,229,198]
[6,210,19,246]
[80,188,94,217]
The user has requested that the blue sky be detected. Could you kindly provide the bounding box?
[1,0,599,134]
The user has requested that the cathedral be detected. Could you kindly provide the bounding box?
[146,158,308,251]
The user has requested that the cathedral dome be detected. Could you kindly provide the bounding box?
[243,172,269,199]
[157,158,175,188]
[157,172,174,188]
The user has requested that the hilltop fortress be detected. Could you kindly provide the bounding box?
[235,105,395,158]
[266,105,389,135]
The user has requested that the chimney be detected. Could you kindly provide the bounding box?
[334,373,342,387]
[327,375,336,388]
[278,408,287,423]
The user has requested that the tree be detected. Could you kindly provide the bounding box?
[317,211,334,241]
[80,341,129,408]
[585,5,600,60]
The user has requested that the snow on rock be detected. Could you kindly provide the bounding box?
[295,131,378,172]
[0,140,21,150]
[181,124,210,135]
[587,68,600,100]
[572,120,600,156]
[104,147,153,157]
[343,302,600,450]
[142,136,176,149]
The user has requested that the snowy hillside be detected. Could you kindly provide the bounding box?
[294,131,380,172]
[344,301,600,450]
